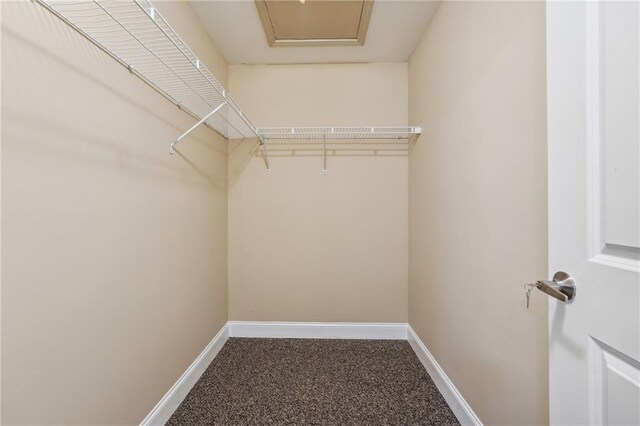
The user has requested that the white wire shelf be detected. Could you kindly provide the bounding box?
[35,1,422,173]
[36,0,258,144]
[257,127,422,144]
[257,127,421,175]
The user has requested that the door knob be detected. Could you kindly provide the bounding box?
[534,271,577,304]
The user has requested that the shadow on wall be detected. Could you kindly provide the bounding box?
[3,21,227,192]
[3,107,225,191]
[228,137,261,187]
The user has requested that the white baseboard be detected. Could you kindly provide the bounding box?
[407,325,483,426]
[140,322,480,426]
[140,324,229,426]
[227,321,408,340]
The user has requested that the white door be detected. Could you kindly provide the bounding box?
[546,1,640,425]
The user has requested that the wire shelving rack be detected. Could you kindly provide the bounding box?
[256,127,422,144]
[35,0,258,146]
[35,0,422,174]
[256,127,421,174]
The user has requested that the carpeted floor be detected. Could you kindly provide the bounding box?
[167,338,459,425]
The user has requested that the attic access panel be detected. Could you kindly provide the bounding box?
[255,0,374,47]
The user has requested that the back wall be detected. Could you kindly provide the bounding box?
[228,63,409,322]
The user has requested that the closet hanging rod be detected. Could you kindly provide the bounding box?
[128,0,259,140]
[256,126,422,175]
[34,0,260,144]
[33,0,214,135]
[35,0,422,175]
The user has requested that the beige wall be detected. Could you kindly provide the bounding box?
[1,1,550,423]
[1,2,228,424]
[408,2,548,425]
[228,63,408,322]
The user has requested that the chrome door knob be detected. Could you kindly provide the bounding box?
[536,271,577,304]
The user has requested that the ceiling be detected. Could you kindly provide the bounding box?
[189,0,441,65]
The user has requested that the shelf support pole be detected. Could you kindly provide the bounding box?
[170,101,227,154]
[323,134,327,175]
[260,136,271,174]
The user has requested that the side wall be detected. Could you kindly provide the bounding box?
[1,2,228,424]
[407,3,548,425]
[228,63,408,323]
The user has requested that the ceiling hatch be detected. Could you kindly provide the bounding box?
[255,0,374,47]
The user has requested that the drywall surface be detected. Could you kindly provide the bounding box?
[1,2,228,424]
[408,2,548,425]
[228,63,408,322]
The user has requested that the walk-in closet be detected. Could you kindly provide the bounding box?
[2,1,639,425]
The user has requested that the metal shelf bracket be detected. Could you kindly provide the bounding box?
[35,0,423,177]
[170,101,227,154]
[260,137,271,174]
[323,134,327,175]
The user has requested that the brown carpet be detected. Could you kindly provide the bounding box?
[167,338,460,425]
